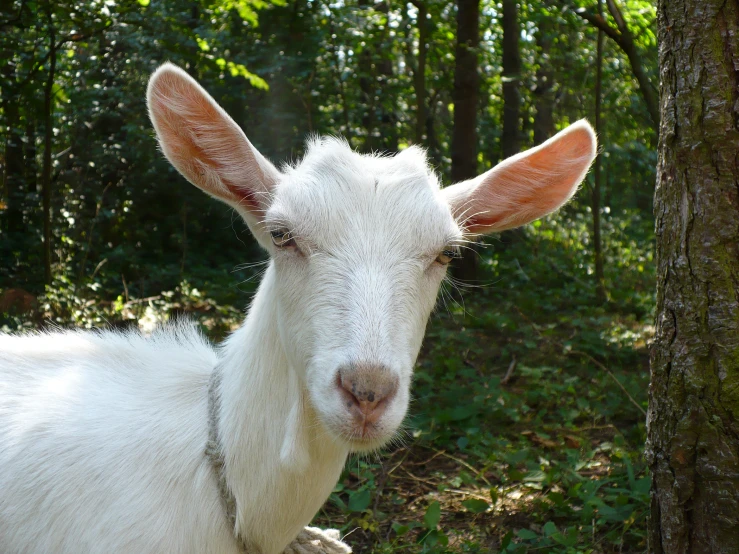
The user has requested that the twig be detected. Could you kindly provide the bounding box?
[373,448,411,513]
[501,355,517,385]
[386,448,412,476]
[429,447,491,487]
[122,275,130,304]
[570,349,647,417]
[512,305,646,418]
[448,489,491,503]
[90,258,108,280]
[582,424,619,431]
[405,449,445,466]
[76,181,114,288]
[514,258,530,281]
[340,527,361,542]
[401,469,438,488]
[123,295,162,306]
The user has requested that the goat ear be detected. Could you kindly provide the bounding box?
[442,120,596,234]
[147,63,279,233]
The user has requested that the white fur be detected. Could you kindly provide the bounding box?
[0,64,595,554]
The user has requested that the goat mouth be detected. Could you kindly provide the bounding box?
[340,422,396,452]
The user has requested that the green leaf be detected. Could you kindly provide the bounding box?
[462,498,490,513]
[420,529,448,547]
[137,0,149,5]
[424,500,441,529]
[542,521,557,537]
[516,528,538,540]
[329,493,347,512]
[196,37,210,52]
[347,489,371,512]
[391,522,410,536]
[633,476,651,495]
[508,469,526,481]
[547,491,565,506]
[224,61,269,90]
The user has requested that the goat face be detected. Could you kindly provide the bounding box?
[147,63,597,452]
[265,142,460,450]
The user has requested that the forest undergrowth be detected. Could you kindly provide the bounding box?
[1,208,654,554]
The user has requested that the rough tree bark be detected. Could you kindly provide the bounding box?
[647,0,739,552]
[500,0,520,159]
[450,0,480,281]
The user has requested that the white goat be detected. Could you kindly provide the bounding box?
[0,63,596,554]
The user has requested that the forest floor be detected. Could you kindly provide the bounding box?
[316,282,651,554]
[2,211,654,554]
[311,212,654,554]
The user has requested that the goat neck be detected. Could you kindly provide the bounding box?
[216,263,349,554]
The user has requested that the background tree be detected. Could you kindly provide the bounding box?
[592,0,606,302]
[500,0,521,159]
[450,0,480,281]
[648,0,739,551]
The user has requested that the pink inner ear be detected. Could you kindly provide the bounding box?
[148,69,263,213]
[462,124,596,234]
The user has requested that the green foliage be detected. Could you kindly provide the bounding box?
[1,0,656,298]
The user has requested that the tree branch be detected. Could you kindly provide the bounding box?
[574,2,659,129]
[15,30,100,91]
[575,8,622,43]
[605,0,628,32]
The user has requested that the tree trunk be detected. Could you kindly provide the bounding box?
[411,0,428,145]
[533,17,554,145]
[500,0,520,159]
[1,62,24,238]
[450,0,479,184]
[357,0,397,153]
[647,0,739,552]
[592,0,606,303]
[425,91,441,163]
[41,10,56,285]
[450,0,480,281]
[24,119,37,193]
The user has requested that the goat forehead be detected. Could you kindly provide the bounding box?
[273,140,454,246]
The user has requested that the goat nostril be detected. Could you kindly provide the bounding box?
[337,371,360,409]
[337,365,399,426]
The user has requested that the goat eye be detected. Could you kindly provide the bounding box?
[436,248,460,265]
[270,228,295,248]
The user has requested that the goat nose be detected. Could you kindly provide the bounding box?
[337,365,399,425]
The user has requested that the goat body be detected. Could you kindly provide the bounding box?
[0,271,346,554]
[0,63,596,554]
